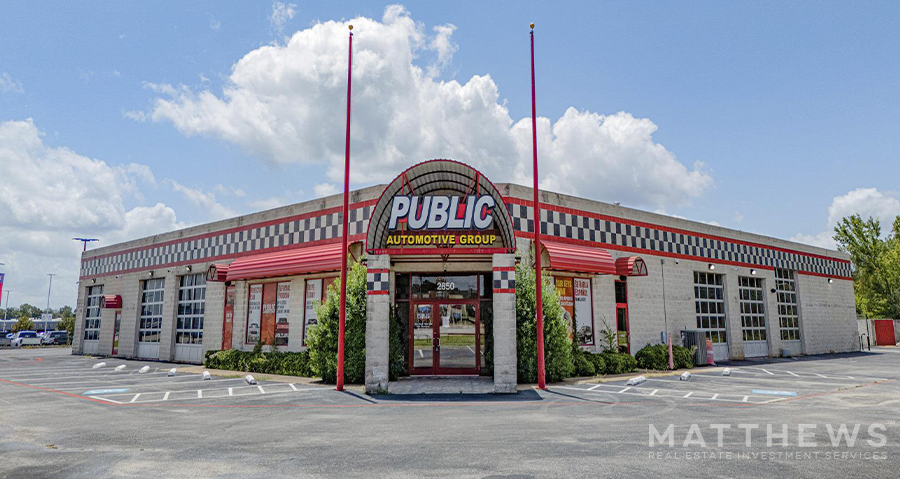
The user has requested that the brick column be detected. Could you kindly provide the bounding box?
[158,271,179,361]
[492,254,517,394]
[365,255,390,394]
[724,272,745,360]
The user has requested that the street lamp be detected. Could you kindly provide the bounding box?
[46,274,56,312]
[3,291,10,320]
[73,238,99,252]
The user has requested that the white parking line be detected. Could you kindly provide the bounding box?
[761,369,774,375]
[551,386,780,404]
[289,383,298,391]
[786,371,800,377]
[130,394,141,403]
[257,385,266,394]
[197,390,202,398]
[163,392,170,400]
[814,374,827,378]
[228,387,233,396]
[619,387,632,393]
[588,384,601,391]
[711,394,719,399]
[683,392,693,398]
[649,389,659,396]
[742,395,749,402]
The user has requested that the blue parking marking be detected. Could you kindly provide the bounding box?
[751,389,797,397]
[84,388,130,395]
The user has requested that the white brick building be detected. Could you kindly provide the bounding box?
[73,160,857,393]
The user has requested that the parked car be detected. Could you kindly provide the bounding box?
[0,335,10,347]
[41,331,68,345]
[11,331,41,348]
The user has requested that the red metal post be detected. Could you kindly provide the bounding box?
[336,27,353,391]
[530,26,546,390]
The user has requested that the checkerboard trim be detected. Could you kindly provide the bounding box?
[367,268,390,295]
[493,266,516,294]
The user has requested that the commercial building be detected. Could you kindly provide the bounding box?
[73,160,857,393]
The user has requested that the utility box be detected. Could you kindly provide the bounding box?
[681,330,707,366]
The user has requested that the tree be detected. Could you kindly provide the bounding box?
[834,214,900,318]
[12,315,34,333]
[18,303,42,319]
[514,262,574,383]
[57,309,75,343]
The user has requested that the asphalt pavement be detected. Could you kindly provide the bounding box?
[0,347,898,478]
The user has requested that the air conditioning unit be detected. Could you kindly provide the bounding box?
[681,329,707,366]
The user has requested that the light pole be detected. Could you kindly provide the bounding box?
[46,274,56,312]
[73,238,99,252]
[3,291,10,320]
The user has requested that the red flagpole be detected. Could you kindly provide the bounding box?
[530,24,546,390]
[336,25,353,392]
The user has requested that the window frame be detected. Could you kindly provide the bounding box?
[83,285,104,341]
[693,271,727,344]
[138,278,165,344]
[175,273,206,346]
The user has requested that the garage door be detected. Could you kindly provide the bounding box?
[874,320,896,346]
[137,278,165,360]
[739,276,769,358]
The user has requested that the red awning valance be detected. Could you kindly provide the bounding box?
[542,242,616,275]
[616,256,648,276]
[225,243,344,282]
[206,263,230,282]
[100,295,122,309]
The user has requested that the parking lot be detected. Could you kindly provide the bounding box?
[1,348,899,478]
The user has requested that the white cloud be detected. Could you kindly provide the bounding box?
[0,119,182,309]
[792,187,900,250]
[314,183,338,197]
[269,2,296,34]
[166,180,237,221]
[122,109,148,122]
[210,18,221,32]
[141,5,712,210]
[213,184,247,198]
[0,72,24,94]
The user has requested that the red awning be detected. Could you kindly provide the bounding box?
[225,243,344,282]
[616,256,648,276]
[100,295,122,309]
[206,263,230,282]
[542,242,616,275]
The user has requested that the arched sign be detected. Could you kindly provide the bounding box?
[366,159,516,255]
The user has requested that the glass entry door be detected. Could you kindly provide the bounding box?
[410,301,480,375]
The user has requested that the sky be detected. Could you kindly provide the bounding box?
[1,1,899,309]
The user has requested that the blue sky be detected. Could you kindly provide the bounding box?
[1,1,899,308]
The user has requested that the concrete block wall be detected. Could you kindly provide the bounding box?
[492,253,517,393]
[365,254,391,394]
[797,274,858,354]
[202,280,226,356]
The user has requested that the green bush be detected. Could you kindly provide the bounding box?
[600,350,637,375]
[635,343,696,370]
[515,263,574,383]
[204,348,313,377]
[572,346,596,377]
[635,343,669,370]
[306,262,367,384]
[673,345,696,369]
[588,352,607,375]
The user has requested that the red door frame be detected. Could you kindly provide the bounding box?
[615,280,630,354]
[409,299,481,375]
[111,310,122,356]
[221,284,235,350]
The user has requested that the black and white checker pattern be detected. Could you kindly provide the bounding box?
[80,206,372,277]
[506,203,852,278]
[366,269,389,295]
[493,268,516,293]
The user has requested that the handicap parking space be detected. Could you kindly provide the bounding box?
[550,363,890,406]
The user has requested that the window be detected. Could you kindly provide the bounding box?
[693,272,727,343]
[139,278,165,343]
[775,269,801,341]
[738,276,766,342]
[553,276,594,346]
[84,285,103,341]
[301,277,338,346]
[176,274,205,345]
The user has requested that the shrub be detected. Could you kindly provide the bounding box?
[515,263,574,383]
[204,349,313,377]
[635,343,697,370]
[635,344,669,370]
[673,345,696,369]
[600,350,637,375]
[587,353,607,375]
[306,262,367,384]
[572,346,596,377]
